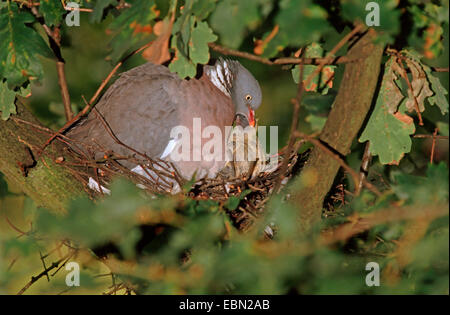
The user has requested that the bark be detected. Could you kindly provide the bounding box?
[0,100,85,214]
[290,30,384,232]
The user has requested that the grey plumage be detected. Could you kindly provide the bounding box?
[68,60,263,183]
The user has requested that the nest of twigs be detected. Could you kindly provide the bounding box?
[10,112,311,233]
[59,132,309,232]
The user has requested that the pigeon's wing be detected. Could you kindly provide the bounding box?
[162,76,236,179]
[67,63,181,167]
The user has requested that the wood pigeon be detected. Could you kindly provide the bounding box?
[68,59,264,186]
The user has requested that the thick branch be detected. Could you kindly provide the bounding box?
[289,30,384,232]
[0,100,85,213]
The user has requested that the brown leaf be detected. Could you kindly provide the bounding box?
[142,16,174,64]
[383,57,405,114]
[404,58,433,113]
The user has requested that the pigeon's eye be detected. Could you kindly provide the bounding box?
[245,94,252,101]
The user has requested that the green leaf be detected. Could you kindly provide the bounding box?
[423,67,449,115]
[305,114,327,132]
[108,0,158,62]
[0,2,53,87]
[189,21,217,64]
[169,34,196,78]
[276,0,329,47]
[341,0,400,44]
[192,0,217,20]
[90,0,118,23]
[392,163,449,204]
[260,31,288,58]
[169,10,217,78]
[291,43,335,95]
[210,0,261,49]
[0,81,16,120]
[224,189,251,211]
[359,58,416,164]
[36,179,148,247]
[39,0,65,26]
[118,227,141,260]
[2,237,37,257]
[437,121,449,136]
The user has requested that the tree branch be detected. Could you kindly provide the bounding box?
[0,100,85,213]
[288,30,385,233]
[208,42,357,66]
[30,6,73,121]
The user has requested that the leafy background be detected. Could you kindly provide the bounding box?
[0,0,449,294]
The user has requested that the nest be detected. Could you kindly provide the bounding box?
[60,130,309,232]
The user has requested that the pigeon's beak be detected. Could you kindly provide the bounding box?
[234,105,256,128]
[247,105,255,127]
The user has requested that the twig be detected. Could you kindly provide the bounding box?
[413,134,448,139]
[294,132,382,197]
[5,217,28,237]
[56,60,73,121]
[395,51,424,126]
[29,7,73,121]
[320,204,448,246]
[61,0,131,12]
[302,22,365,89]
[430,127,438,164]
[431,67,449,72]
[208,42,356,66]
[273,23,366,194]
[16,252,72,295]
[212,41,448,71]
[356,141,372,195]
[39,251,50,282]
[273,52,305,193]
[39,41,153,154]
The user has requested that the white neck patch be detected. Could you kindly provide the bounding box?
[205,60,234,97]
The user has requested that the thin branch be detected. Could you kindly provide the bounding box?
[273,23,366,195]
[294,131,382,197]
[303,22,365,89]
[16,252,73,295]
[39,41,153,154]
[39,251,50,282]
[30,7,73,121]
[413,134,448,139]
[56,60,73,121]
[395,52,424,126]
[432,67,449,72]
[320,204,448,246]
[356,141,372,195]
[14,0,127,12]
[5,217,28,237]
[430,127,438,164]
[273,54,305,193]
[208,42,357,66]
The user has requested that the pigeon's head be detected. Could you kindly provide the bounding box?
[230,62,262,127]
[205,58,262,127]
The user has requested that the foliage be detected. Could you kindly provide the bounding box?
[360,50,448,164]
[1,163,448,294]
[291,43,335,95]
[0,0,448,295]
[0,1,53,89]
